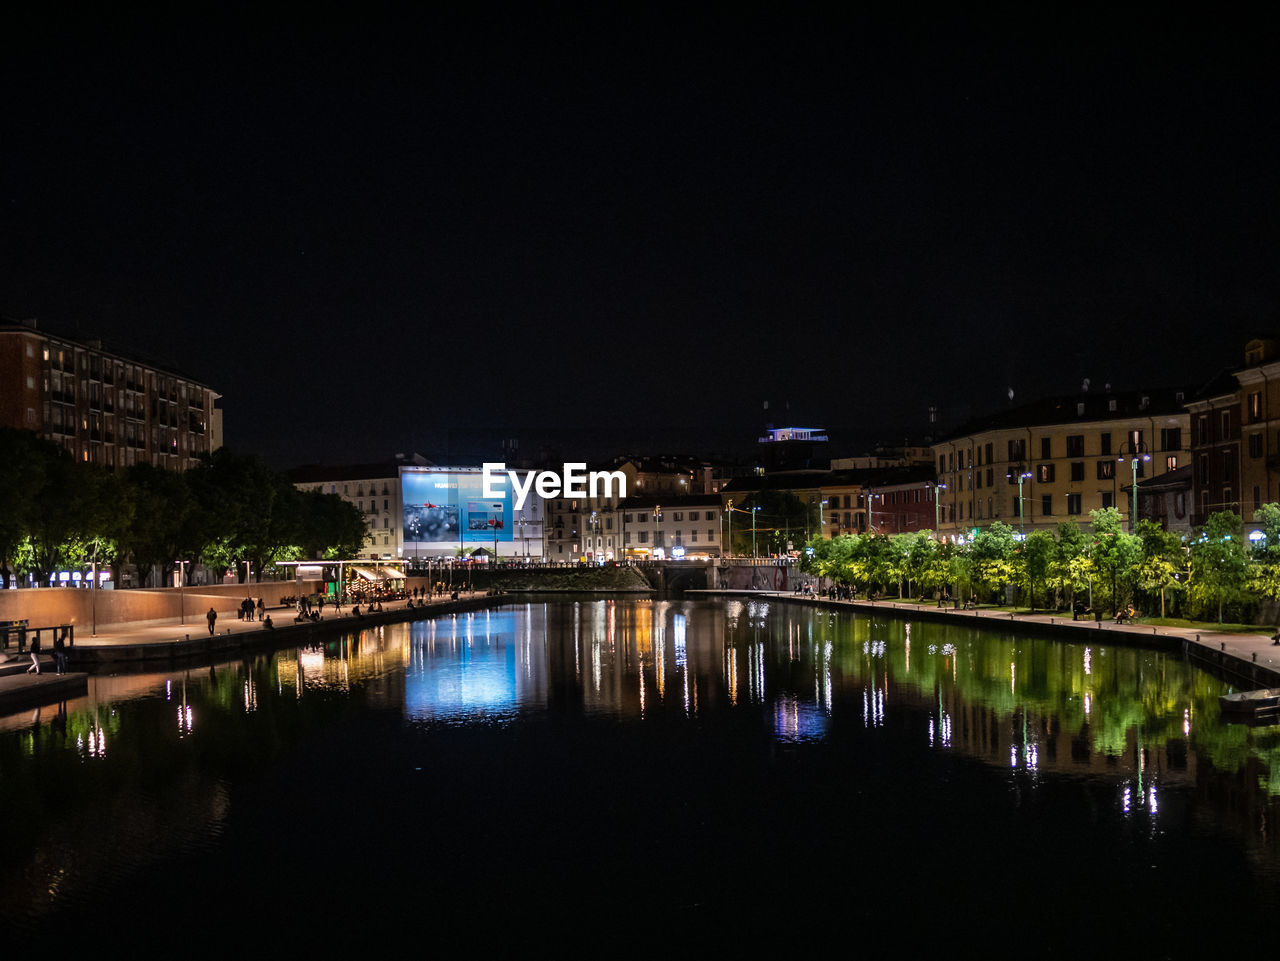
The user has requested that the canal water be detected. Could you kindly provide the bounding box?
[2,597,1279,954]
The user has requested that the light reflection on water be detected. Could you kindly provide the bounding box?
[2,598,1280,950]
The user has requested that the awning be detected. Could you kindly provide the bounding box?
[351,565,407,582]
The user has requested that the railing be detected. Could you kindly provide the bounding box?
[0,621,75,653]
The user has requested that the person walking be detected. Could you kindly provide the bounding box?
[26,631,41,674]
[207,607,217,635]
[256,597,265,621]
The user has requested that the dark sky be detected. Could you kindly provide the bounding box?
[4,7,1279,467]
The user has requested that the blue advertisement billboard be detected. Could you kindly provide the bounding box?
[402,470,512,545]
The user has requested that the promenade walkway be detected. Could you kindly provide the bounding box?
[0,591,489,713]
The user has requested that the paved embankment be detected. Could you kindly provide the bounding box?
[0,592,501,712]
[693,590,1280,689]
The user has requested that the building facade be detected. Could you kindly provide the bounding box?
[0,318,221,470]
[933,389,1191,538]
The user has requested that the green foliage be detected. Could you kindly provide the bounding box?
[0,430,363,588]
[1188,511,1252,623]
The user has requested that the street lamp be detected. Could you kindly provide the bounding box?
[176,559,189,626]
[752,505,762,559]
[1119,445,1152,533]
[932,482,948,542]
[726,499,733,558]
[1008,471,1032,539]
[653,505,662,559]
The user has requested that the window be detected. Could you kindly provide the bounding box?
[673,512,683,521]
[1255,485,1263,513]
[1161,427,1182,452]
[985,442,993,464]
[986,468,993,487]
[1070,462,1085,482]
[638,531,648,543]
[939,455,946,474]
[1012,496,1021,517]
[1097,460,1115,480]
[1067,493,1082,515]
[1041,495,1053,517]
[1221,411,1231,438]
[1099,432,1111,455]
[1166,455,1178,471]
[1066,435,1085,457]
[1198,416,1209,446]
[1224,450,1235,482]
[624,513,633,523]
[1040,437,1052,459]
[1250,391,1263,422]
[1037,463,1055,483]
[1250,433,1263,458]
[976,472,982,490]
[1197,454,1208,486]
[1101,492,1114,509]
[689,511,699,521]
[708,530,715,540]
[690,530,697,542]
[1008,439,1026,461]
[707,512,716,521]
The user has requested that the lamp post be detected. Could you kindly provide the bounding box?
[932,482,948,542]
[1009,471,1032,539]
[176,559,189,626]
[653,505,661,560]
[819,498,827,536]
[726,499,733,559]
[752,505,761,559]
[1119,444,1152,533]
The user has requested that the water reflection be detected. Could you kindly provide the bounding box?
[4,598,1280,947]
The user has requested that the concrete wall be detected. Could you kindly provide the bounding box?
[0,581,316,630]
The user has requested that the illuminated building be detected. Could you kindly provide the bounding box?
[932,388,1191,538]
[0,317,221,469]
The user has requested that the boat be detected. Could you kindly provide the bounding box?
[1220,687,1280,722]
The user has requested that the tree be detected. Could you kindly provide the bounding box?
[971,522,1016,602]
[1088,508,1141,615]
[118,463,191,587]
[0,429,53,587]
[1021,529,1056,611]
[1134,519,1187,618]
[1187,511,1250,623]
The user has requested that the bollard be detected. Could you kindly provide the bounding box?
[1222,642,1226,651]
[1254,652,1259,663]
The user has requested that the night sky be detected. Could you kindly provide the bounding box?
[4,7,1278,467]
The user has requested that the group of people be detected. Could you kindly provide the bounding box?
[238,597,265,621]
[24,627,69,675]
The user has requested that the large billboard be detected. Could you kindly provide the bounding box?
[402,469,512,545]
